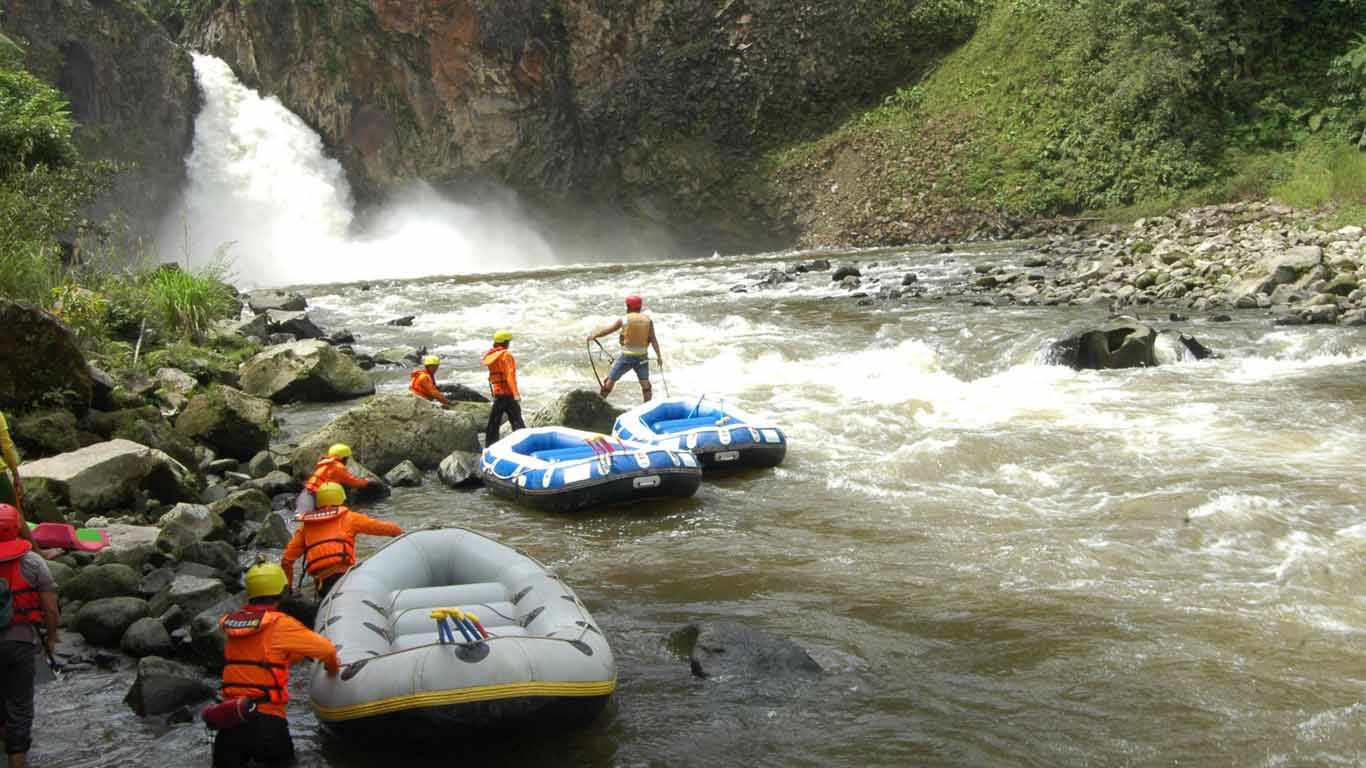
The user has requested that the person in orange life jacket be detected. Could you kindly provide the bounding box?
[213,559,339,768]
[281,483,403,598]
[0,504,59,768]
[481,329,526,447]
[587,295,662,402]
[296,443,374,514]
[409,354,451,406]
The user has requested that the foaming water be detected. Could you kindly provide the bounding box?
[159,55,559,287]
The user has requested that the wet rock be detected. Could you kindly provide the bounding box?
[75,596,150,646]
[384,460,423,487]
[1048,322,1158,370]
[60,563,140,603]
[189,594,245,666]
[20,439,199,515]
[253,512,294,549]
[838,275,862,290]
[437,451,482,489]
[756,269,793,288]
[175,385,273,461]
[121,617,175,658]
[210,488,272,525]
[385,315,416,327]
[245,290,307,314]
[1305,304,1340,325]
[246,450,277,478]
[123,656,215,717]
[373,346,419,366]
[808,259,831,271]
[672,621,822,679]
[240,339,375,404]
[901,273,919,286]
[0,299,94,412]
[831,265,860,281]
[1178,334,1219,361]
[149,575,229,619]
[246,470,300,497]
[437,383,491,403]
[529,390,625,436]
[291,394,488,475]
[264,310,325,340]
[328,329,356,345]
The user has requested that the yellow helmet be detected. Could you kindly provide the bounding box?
[315,482,346,508]
[422,355,440,367]
[492,329,513,343]
[327,443,352,459]
[245,562,288,599]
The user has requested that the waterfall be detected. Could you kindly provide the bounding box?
[159,54,558,287]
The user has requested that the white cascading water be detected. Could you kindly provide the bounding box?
[158,54,558,287]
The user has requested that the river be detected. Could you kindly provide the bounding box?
[33,242,1366,767]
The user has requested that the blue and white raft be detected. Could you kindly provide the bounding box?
[480,426,702,513]
[613,397,787,470]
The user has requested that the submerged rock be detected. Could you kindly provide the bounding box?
[671,621,823,680]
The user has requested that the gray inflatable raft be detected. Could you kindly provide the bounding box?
[307,529,615,732]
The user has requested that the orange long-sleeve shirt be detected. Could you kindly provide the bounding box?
[482,347,520,399]
[304,456,369,493]
[222,605,339,719]
[281,507,403,583]
[409,368,449,404]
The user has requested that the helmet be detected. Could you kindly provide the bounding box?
[315,482,346,508]
[492,329,513,343]
[0,504,18,542]
[422,355,440,367]
[245,561,288,599]
[327,444,352,459]
[625,295,643,312]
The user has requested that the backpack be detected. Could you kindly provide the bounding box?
[0,576,13,629]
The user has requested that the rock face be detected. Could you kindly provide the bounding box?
[672,621,823,679]
[20,439,199,515]
[530,390,625,435]
[239,340,375,403]
[175,385,274,461]
[123,656,215,717]
[2,0,198,231]
[291,394,488,475]
[0,300,93,412]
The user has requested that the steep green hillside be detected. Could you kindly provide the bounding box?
[762,0,1366,245]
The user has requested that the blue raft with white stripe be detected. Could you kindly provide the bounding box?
[480,427,702,513]
[612,397,787,471]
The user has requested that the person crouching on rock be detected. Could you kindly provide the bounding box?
[212,560,339,768]
[482,329,526,448]
[409,354,451,406]
[296,443,374,515]
[282,483,403,598]
[0,503,58,768]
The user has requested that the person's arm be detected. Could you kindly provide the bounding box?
[507,357,521,400]
[340,465,372,489]
[587,318,623,341]
[272,617,340,674]
[40,592,59,654]
[349,513,404,539]
[649,323,662,363]
[419,373,450,405]
[281,530,306,585]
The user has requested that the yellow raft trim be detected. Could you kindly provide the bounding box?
[313,678,617,722]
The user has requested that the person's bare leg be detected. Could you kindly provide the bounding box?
[640,380,653,403]
[11,752,28,768]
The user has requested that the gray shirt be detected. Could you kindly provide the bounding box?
[1,551,56,645]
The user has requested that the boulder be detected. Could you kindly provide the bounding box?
[672,621,822,679]
[94,524,163,570]
[264,310,325,340]
[89,365,117,411]
[139,567,177,597]
[437,451,482,488]
[228,313,270,342]
[123,656,215,716]
[59,563,140,603]
[246,470,300,497]
[19,440,199,514]
[373,346,419,366]
[81,406,201,471]
[10,410,81,458]
[44,560,76,589]
[246,450,277,478]
[74,596,149,646]
[291,394,487,475]
[175,386,273,461]
[1048,322,1159,370]
[384,460,424,487]
[177,540,242,577]
[149,575,229,619]
[245,290,307,314]
[831,265,861,281]
[155,368,198,399]
[156,503,226,547]
[529,390,625,435]
[385,315,416,327]
[437,383,491,403]
[209,488,272,525]
[253,511,294,549]
[189,593,245,666]
[239,340,375,403]
[120,617,175,658]
[0,299,93,411]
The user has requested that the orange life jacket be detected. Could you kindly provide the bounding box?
[620,312,652,356]
[409,368,442,401]
[0,540,42,626]
[304,456,360,493]
[220,608,289,709]
[295,506,355,578]
[482,347,518,397]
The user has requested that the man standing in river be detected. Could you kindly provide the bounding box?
[588,295,663,402]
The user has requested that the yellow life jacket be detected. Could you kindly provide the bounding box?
[619,313,651,357]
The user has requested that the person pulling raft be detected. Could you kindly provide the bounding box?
[587,295,663,402]
[281,482,403,598]
[409,354,451,406]
[208,560,339,768]
[296,444,374,514]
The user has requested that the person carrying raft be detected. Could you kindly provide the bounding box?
[587,295,663,402]
[481,329,526,447]
[281,482,403,598]
[409,354,451,406]
[208,560,339,768]
[296,443,374,514]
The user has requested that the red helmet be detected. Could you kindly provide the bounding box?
[0,504,19,542]
[625,295,643,312]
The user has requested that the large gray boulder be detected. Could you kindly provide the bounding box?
[291,394,488,476]
[209,488,272,525]
[123,656,215,716]
[672,621,823,679]
[9,410,81,458]
[175,386,273,461]
[149,575,229,619]
[239,340,374,403]
[1048,322,1159,370]
[437,450,482,489]
[529,390,626,435]
[19,440,199,515]
[93,524,162,570]
[0,299,93,412]
[156,503,227,550]
[264,310,325,340]
[74,596,150,646]
[60,563,140,603]
[81,406,201,471]
[245,289,307,314]
[189,594,246,666]
[384,460,423,487]
[120,617,176,658]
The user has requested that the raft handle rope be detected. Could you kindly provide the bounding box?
[432,608,491,645]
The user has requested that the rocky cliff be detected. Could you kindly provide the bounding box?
[188,0,974,250]
[0,0,198,231]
